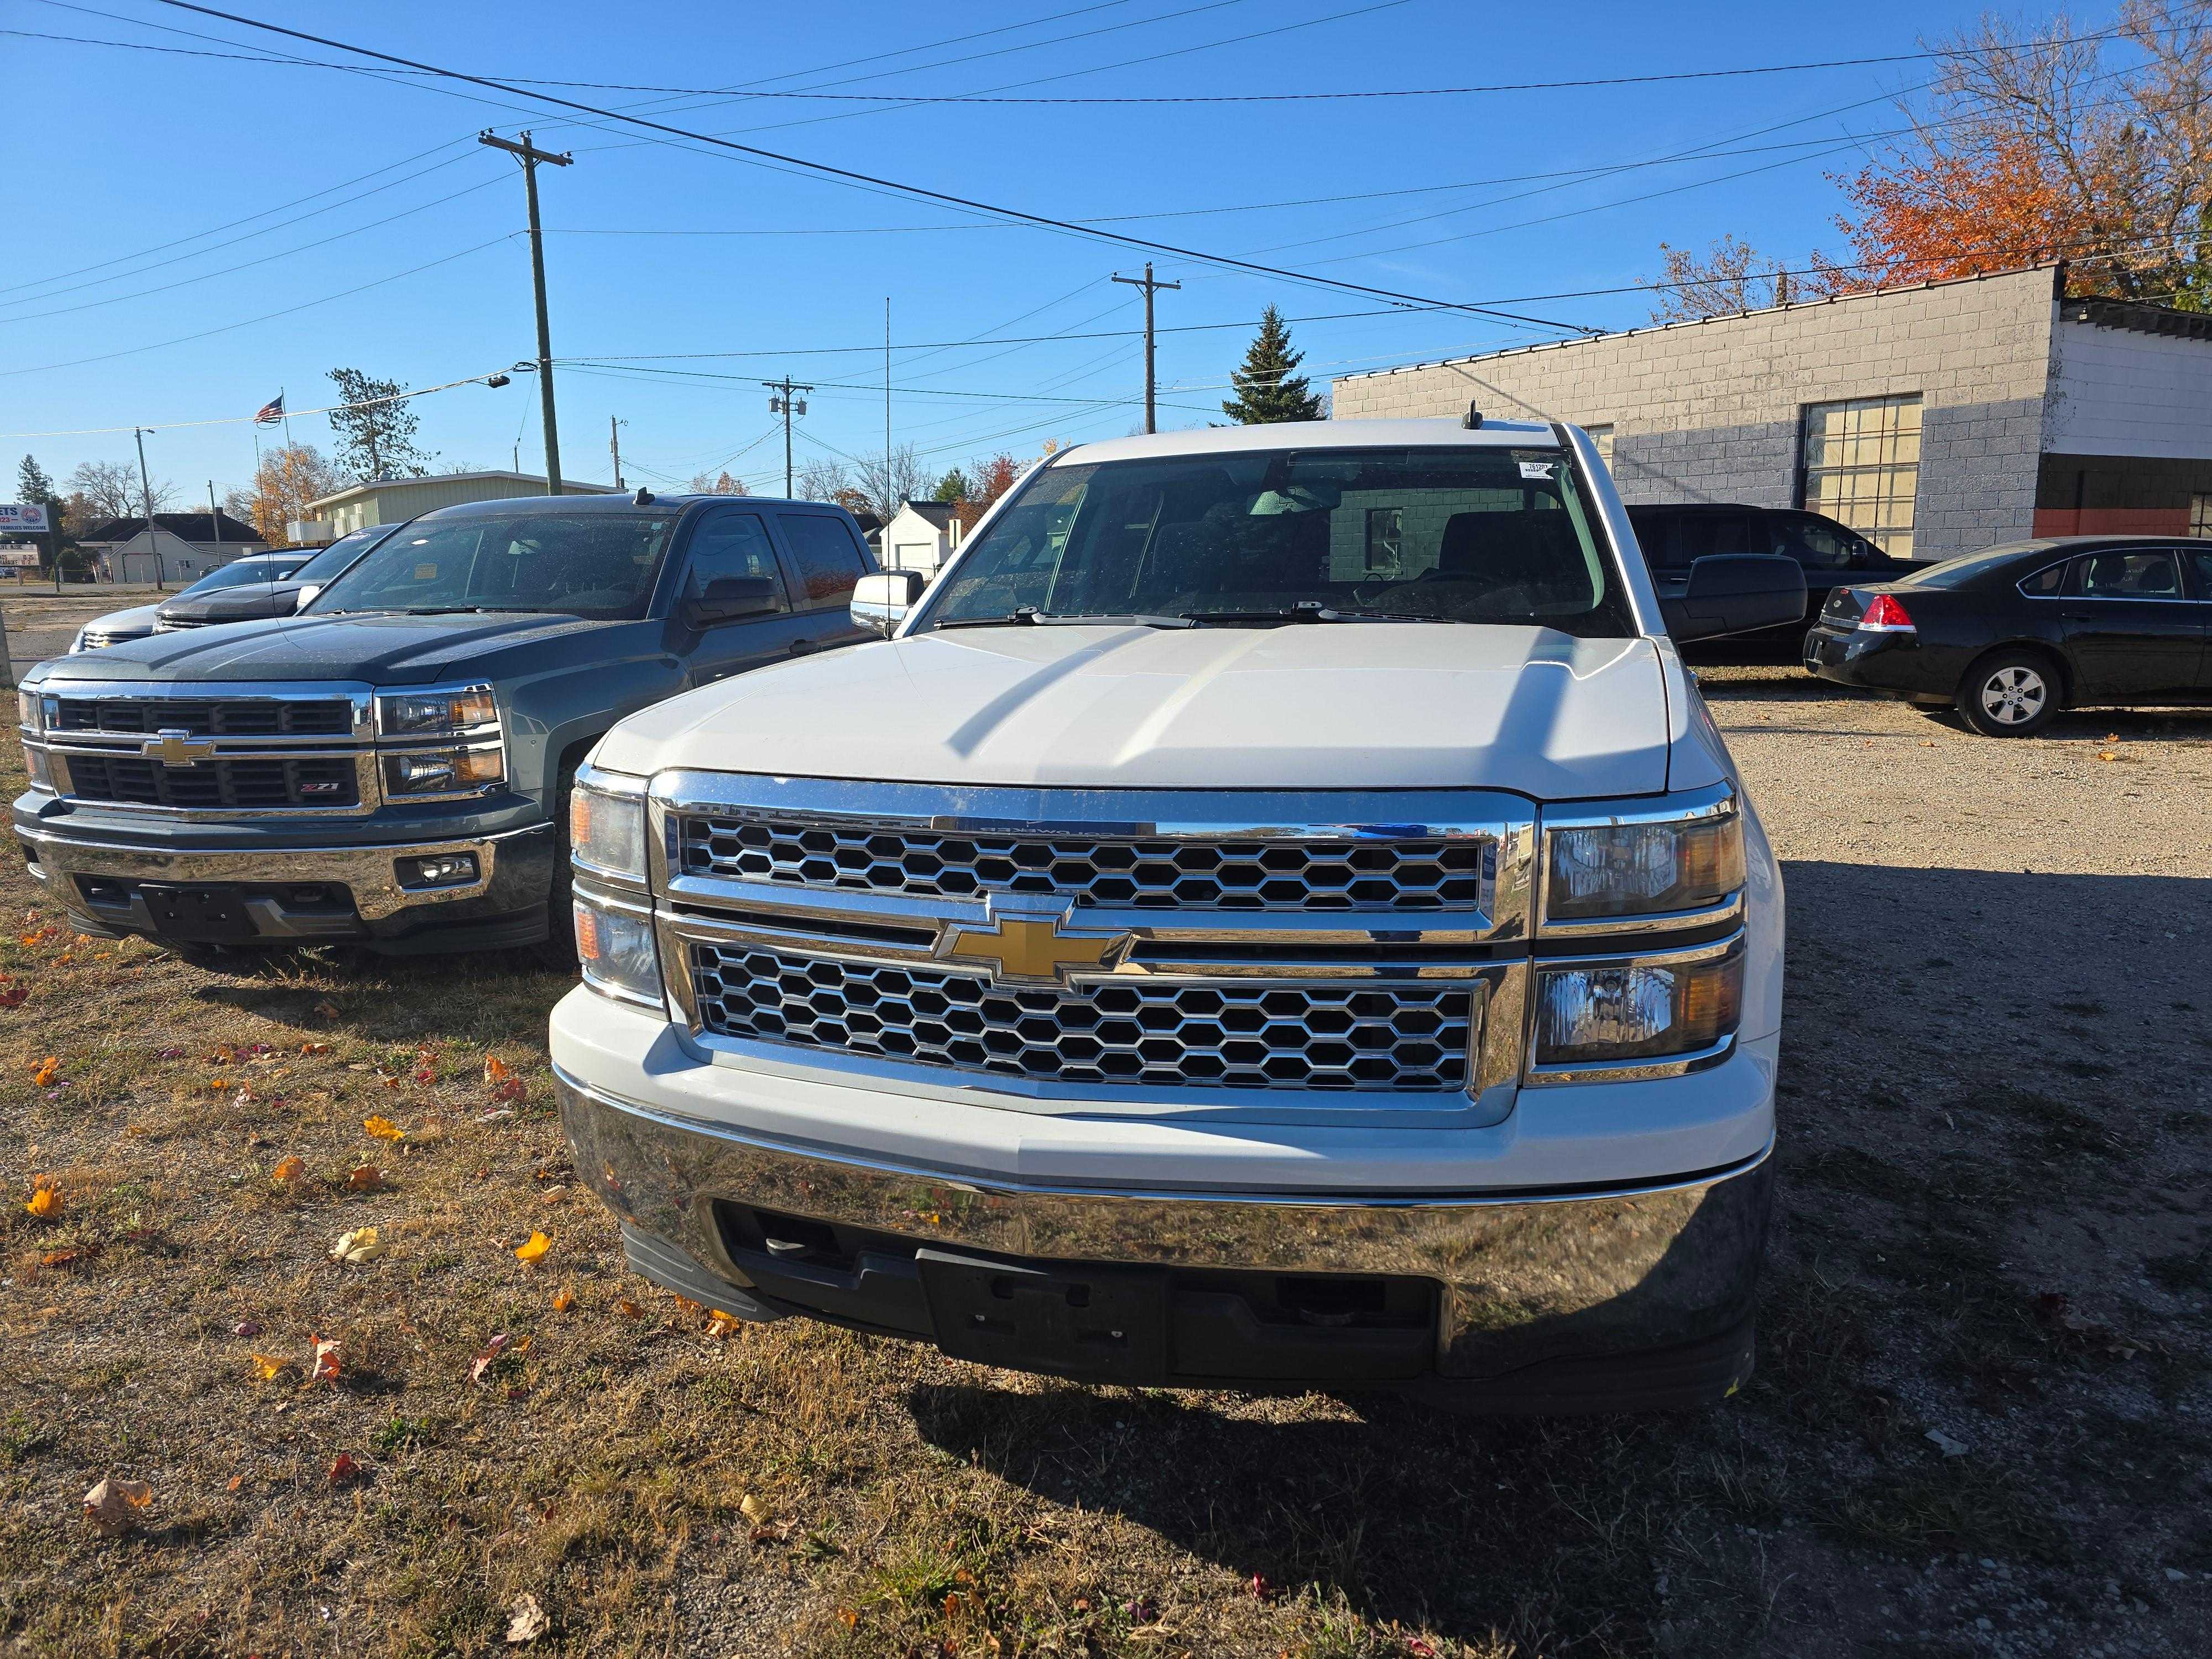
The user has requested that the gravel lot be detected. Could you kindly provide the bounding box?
[0,666,2208,1657]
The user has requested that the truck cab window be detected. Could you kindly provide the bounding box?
[777,513,869,608]
[685,512,788,611]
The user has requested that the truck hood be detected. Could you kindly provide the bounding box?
[597,624,1674,797]
[28,611,637,687]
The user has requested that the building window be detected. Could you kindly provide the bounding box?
[2190,492,2212,538]
[1584,425,1614,467]
[1801,394,1922,557]
[1365,507,1404,574]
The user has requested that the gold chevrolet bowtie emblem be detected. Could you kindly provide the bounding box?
[938,904,1130,985]
[144,728,216,766]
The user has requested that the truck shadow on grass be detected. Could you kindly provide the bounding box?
[908,858,2212,1655]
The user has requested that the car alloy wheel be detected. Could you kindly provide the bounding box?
[1978,664,2048,726]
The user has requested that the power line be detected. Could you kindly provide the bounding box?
[0,233,519,378]
[148,1,1604,337]
[11,19,2147,104]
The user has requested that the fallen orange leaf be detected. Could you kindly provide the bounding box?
[249,1353,290,1381]
[515,1230,551,1265]
[31,1056,58,1087]
[484,1055,513,1085]
[551,1285,576,1312]
[25,1182,60,1220]
[270,1156,305,1183]
[345,1165,384,1193]
[309,1334,341,1385]
[82,1477,153,1536]
[300,1041,330,1056]
[362,1115,404,1142]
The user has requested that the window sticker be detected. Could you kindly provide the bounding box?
[413,563,439,581]
[1519,461,1555,481]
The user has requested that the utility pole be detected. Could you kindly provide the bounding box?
[480,130,573,494]
[884,297,892,467]
[133,427,166,590]
[1112,262,1180,434]
[764,377,811,498]
[208,481,223,565]
[609,416,626,489]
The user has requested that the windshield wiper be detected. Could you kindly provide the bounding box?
[1181,604,1457,625]
[935,608,1194,630]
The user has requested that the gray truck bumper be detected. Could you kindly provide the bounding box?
[556,1067,1773,1412]
[18,819,557,952]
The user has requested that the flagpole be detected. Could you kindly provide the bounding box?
[250,422,263,544]
[280,387,294,452]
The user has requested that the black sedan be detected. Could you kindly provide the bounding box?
[153,524,402,633]
[1804,536,2211,736]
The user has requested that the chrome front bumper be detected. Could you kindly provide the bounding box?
[556,1066,1772,1392]
[18,819,555,933]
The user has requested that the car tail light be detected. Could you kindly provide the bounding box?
[1856,593,1915,633]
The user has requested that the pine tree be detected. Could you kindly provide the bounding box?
[326,367,434,481]
[1222,305,1323,424]
[932,468,968,504]
[18,455,56,505]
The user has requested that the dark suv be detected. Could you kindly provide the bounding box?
[1626,503,1923,646]
[15,492,874,964]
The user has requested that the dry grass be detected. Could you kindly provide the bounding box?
[3,686,2211,1656]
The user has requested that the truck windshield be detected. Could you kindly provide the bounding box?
[306,512,676,619]
[180,559,304,596]
[925,446,1635,635]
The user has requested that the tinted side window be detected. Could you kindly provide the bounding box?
[1625,511,1685,570]
[685,511,788,611]
[2018,561,2067,597]
[2189,547,2212,598]
[1774,513,1855,571]
[777,513,868,608]
[2080,550,2184,598]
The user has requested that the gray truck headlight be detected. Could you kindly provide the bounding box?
[1545,808,1744,924]
[575,890,663,1006]
[376,685,497,737]
[1532,938,1743,1070]
[384,745,504,795]
[570,768,649,883]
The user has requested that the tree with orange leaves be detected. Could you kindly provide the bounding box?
[1651,1,2212,318]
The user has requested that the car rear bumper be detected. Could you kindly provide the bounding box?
[1803,624,1939,696]
[555,1063,1774,1410]
[15,817,556,950]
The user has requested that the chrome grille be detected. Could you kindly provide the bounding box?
[689,942,1472,1091]
[676,815,1489,912]
[50,696,353,737]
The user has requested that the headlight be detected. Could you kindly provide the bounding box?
[1531,938,1744,1071]
[383,745,505,796]
[376,685,497,738]
[1544,808,1744,925]
[570,768,649,883]
[574,889,664,1006]
[22,743,50,788]
[17,689,41,733]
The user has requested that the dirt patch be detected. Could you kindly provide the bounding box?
[2,677,2209,1656]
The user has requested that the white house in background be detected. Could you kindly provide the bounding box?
[293,470,617,542]
[77,512,267,584]
[879,500,965,574]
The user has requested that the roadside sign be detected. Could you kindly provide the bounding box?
[0,503,49,533]
[0,546,40,569]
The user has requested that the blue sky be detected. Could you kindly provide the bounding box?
[4,0,2069,504]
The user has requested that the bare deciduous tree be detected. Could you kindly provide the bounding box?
[67,458,173,521]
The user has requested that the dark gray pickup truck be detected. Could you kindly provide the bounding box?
[13,492,874,963]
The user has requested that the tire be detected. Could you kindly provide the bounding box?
[1955,649,2060,737]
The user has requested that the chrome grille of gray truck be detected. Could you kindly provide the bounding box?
[690,942,1473,1091]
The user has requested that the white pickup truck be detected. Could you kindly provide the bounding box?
[549,415,1803,1412]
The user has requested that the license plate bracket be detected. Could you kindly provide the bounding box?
[138,883,257,942]
[917,1248,1168,1385]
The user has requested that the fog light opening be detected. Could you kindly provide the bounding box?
[397,852,480,890]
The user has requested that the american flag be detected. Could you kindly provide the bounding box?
[253,393,284,425]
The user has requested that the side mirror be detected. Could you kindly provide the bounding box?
[1659,554,1808,643]
[851,569,925,637]
[293,585,321,612]
[681,575,782,630]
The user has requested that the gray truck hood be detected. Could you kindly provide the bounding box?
[596,623,1673,796]
[28,611,633,687]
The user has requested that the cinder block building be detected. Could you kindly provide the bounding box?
[1331,265,2212,561]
